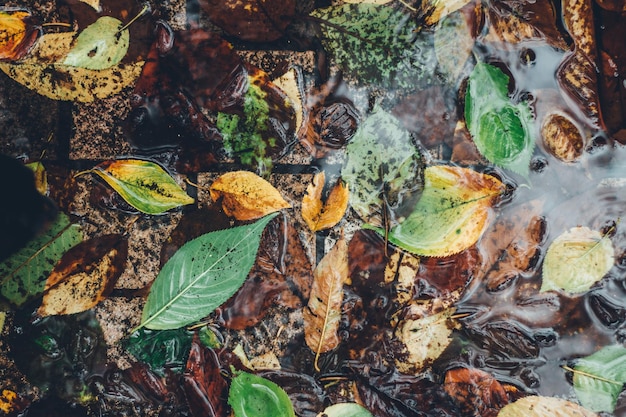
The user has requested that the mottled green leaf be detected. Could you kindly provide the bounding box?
[139,213,278,330]
[573,345,626,413]
[228,370,295,417]
[341,107,423,225]
[125,328,193,376]
[0,213,83,307]
[318,403,373,417]
[62,16,129,70]
[310,4,437,89]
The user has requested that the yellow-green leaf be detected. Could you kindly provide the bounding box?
[497,396,598,417]
[83,159,194,214]
[372,165,504,257]
[541,227,614,294]
[63,16,129,70]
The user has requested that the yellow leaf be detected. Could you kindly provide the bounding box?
[0,32,144,102]
[0,10,39,61]
[302,172,349,232]
[303,237,349,371]
[26,161,48,195]
[0,389,17,414]
[272,68,304,135]
[498,396,598,417]
[78,0,102,12]
[37,235,128,316]
[210,171,291,220]
[422,0,471,26]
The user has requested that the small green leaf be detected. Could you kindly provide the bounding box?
[84,159,194,215]
[310,4,437,89]
[572,345,626,413]
[125,328,193,376]
[318,403,373,417]
[139,213,278,330]
[62,16,129,70]
[541,226,614,294]
[228,370,295,417]
[0,213,83,307]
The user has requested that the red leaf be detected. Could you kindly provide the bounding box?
[444,367,510,417]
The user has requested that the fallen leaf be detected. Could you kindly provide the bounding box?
[0,389,18,414]
[0,213,83,307]
[209,171,291,221]
[228,370,296,417]
[78,0,101,12]
[421,0,472,26]
[434,11,475,83]
[303,237,349,371]
[316,403,373,417]
[541,226,615,294]
[302,172,349,232]
[26,161,48,195]
[272,68,304,135]
[0,9,40,61]
[125,328,194,376]
[444,367,510,417]
[541,112,585,162]
[375,165,504,257]
[83,159,194,215]
[62,16,129,70]
[497,396,598,417]
[139,213,278,330]
[37,234,128,316]
[259,371,325,417]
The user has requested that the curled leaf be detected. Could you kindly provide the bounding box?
[210,171,290,221]
[37,234,128,316]
[497,396,597,417]
[228,371,296,417]
[541,226,614,294]
[0,9,40,61]
[302,172,349,232]
[84,159,194,215]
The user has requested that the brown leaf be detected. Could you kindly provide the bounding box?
[444,367,510,417]
[209,171,291,221]
[37,234,128,316]
[0,9,40,61]
[541,112,584,162]
[302,172,349,232]
[303,237,349,370]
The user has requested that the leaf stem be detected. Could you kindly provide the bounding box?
[562,365,622,386]
[118,4,150,33]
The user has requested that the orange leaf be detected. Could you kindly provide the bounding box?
[444,367,510,417]
[0,9,40,61]
[302,172,349,232]
[209,171,291,220]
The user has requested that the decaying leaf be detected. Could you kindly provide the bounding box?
[272,68,304,135]
[541,226,615,294]
[541,112,585,162]
[444,367,510,417]
[316,403,373,417]
[377,165,504,257]
[228,371,296,417]
[209,171,291,221]
[78,0,101,12]
[303,237,349,371]
[37,234,128,316]
[0,9,40,61]
[497,396,598,417]
[26,161,48,195]
[421,0,472,26]
[302,172,349,232]
[63,16,129,70]
[83,159,194,215]
[0,389,18,414]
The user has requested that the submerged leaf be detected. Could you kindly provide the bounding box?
[37,234,128,316]
[375,165,504,257]
[434,12,474,83]
[421,0,472,25]
[497,396,597,417]
[444,367,510,417]
[0,213,83,307]
[317,403,373,417]
[85,159,194,215]
[125,328,194,376]
[228,371,295,417]
[139,213,278,330]
[573,345,626,413]
[0,9,40,61]
[62,16,129,70]
[210,171,291,221]
[541,227,614,294]
[302,172,349,232]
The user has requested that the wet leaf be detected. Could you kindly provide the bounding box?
[497,396,598,417]
[0,9,40,61]
[0,213,83,307]
[78,0,101,12]
[541,112,584,162]
[342,107,423,225]
[209,171,291,221]
[139,213,278,330]
[421,0,472,25]
[444,367,510,417]
[465,62,534,176]
[26,161,48,195]
[125,328,194,376]
[37,234,128,316]
[302,172,349,232]
[572,345,626,413]
[272,68,304,135]
[62,16,129,70]
[84,159,194,215]
[373,165,504,257]
[310,4,437,89]
[303,237,349,370]
[0,32,144,102]
[541,227,615,294]
[260,370,325,417]
[434,11,475,83]
[317,403,373,417]
[228,370,295,417]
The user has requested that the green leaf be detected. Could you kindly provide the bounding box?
[84,159,194,215]
[310,4,437,89]
[541,226,614,294]
[139,213,278,330]
[0,213,83,307]
[318,403,373,417]
[465,62,534,176]
[62,16,129,70]
[434,13,474,83]
[573,345,626,413]
[369,165,504,257]
[341,107,423,224]
[228,370,295,417]
[125,328,193,376]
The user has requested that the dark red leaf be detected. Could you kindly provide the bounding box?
[444,367,509,417]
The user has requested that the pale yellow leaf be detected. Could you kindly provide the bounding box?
[422,0,472,26]
[210,171,291,220]
[78,0,102,12]
[498,396,598,417]
[272,68,304,135]
[302,172,349,232]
